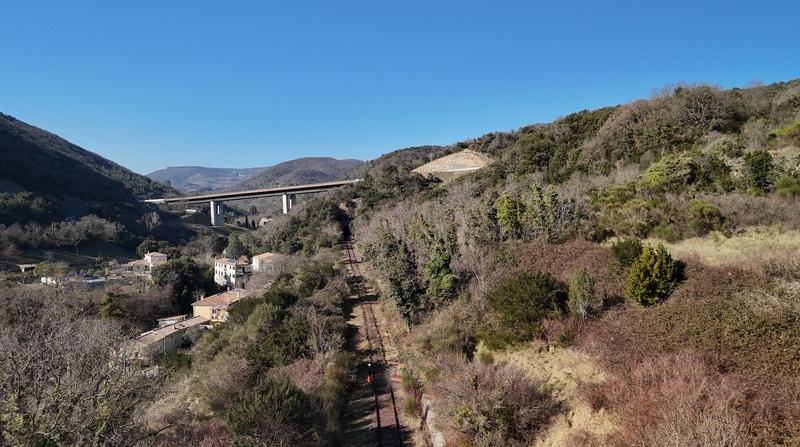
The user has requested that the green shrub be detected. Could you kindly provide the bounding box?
[223,376,312,439]
[767,121,800,146]
[639,154,693,191]
[319,350,354,435]
[627,243,676,306]
[401,369,418,393]
[482,272,568,349]
[417,324,476,358]
[477,350,495,365]
[777,176,800,198]
[610,238,644,270]
[403,395,420,418]
[652,221,680,243]
[688,200,723,236]
[158,350,192,372]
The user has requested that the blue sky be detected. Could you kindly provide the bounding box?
[1,1,798,175]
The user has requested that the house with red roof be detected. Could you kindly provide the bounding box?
[191,289,252,324]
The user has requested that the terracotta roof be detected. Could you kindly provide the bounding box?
[135,315,209,346]
[253,252,277,261]
[145,252,168,257]
[191,289,252,308]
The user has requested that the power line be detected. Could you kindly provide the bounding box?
[0,90,230,168]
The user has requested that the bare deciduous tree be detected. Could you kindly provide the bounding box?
[142,211,162,233]
[0,292,154,446]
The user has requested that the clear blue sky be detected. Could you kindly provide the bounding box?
[1,1,798,175]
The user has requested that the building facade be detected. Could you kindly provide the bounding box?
[251,252,277,273]
[213,258,252,287]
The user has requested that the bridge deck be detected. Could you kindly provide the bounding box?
[143,179,359,204]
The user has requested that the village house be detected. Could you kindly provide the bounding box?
[191,289,251,324]
[126,315,209,361]
[251,252,278,273]
[123,252,168,275]
[214,258,252,287]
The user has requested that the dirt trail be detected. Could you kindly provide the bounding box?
[341,240,409,447]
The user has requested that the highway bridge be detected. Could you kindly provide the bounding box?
[143,179,360,226]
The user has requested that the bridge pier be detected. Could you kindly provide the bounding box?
[210,200,224,226]
[281,194,296,214]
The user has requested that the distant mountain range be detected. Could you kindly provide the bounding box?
[224,157,363,191]
[150,158,364,193]
[147,166,268,192]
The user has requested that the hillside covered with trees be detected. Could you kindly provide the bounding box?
[1,78,800,446]
[0,112,179,228]
[252,78,800,445]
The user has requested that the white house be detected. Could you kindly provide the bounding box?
[214,258,252,287]
[252,252,278,273]
[123,252,168,275]
[144,252,168,265]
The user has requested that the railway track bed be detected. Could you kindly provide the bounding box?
[341,240,408,447]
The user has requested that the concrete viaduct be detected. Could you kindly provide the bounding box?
[143,179,360,226]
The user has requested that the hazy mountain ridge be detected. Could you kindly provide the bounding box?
[223,157,363,191]
[147,166,268,192]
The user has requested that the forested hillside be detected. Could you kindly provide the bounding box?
[3,79,800,446]
[252,79,800,446]
[0,112,177,225]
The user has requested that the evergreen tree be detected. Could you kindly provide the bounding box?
[744,150,775,194]
[543,187,559,241]
[496,192,522,239]
[568,267,594,321]
[226,233,245,259]
[627,243,676,306]
[425,238,455,304]
[99,291,124,321]
[377,228,419,327]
